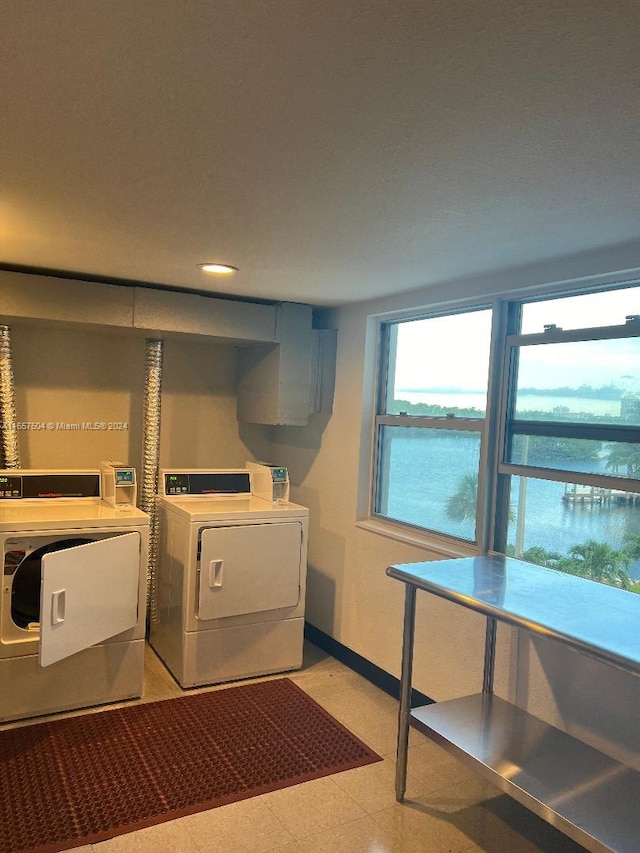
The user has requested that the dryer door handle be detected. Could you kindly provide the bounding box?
[208,559,224,589]
[50,589,66,625]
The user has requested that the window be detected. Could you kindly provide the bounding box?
[498,292,640,591]
[374,309,493,542]
[520,288,639,333]
[373,284,640,592]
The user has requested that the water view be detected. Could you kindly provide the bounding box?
[384,291,640,592]
[382,428,640,584]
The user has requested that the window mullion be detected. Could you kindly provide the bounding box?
[507,316,640,347]
[492,302,522,555]
[478,299,510,553]
[498,462,640,493]
[510,420,640,444]
[376,415,483,431]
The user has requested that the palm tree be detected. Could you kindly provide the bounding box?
[604,443,640,478]
[622,534,640,593]
[622,532,640,559]
[521,546,562,569]
[445,471,516,526]
[562,539,631,589]
[445,472,479,523]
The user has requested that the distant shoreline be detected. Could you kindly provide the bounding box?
[398,387,626,400]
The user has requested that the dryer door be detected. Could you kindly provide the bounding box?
[39,532,141,667]
[198,522,302,620]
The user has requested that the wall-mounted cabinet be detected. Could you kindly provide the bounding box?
[236,303,314,426]
[309,328,337,415]
[236,306,337,426]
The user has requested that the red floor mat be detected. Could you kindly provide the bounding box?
[0,677,381,853]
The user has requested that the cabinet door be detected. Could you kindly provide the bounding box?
[39,533,141,667]
[198,522,302,620]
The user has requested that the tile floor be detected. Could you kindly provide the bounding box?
[2,642,587,853]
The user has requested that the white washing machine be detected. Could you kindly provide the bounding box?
[150,469,308,688]
[0,468,149,722]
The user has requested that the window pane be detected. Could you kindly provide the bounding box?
[513,337,640,426]
[506,474,640,593]
[376,426,481,541]
[508,435,640,480]
[521,285,640,333]
[387,310,492,418]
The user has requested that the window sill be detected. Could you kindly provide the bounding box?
[356,518,479,559]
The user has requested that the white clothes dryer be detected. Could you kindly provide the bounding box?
[0,469,149,722]
[150,469,308,688]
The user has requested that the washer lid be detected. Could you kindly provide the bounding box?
[0,501,150,532]
[159,495,308,522]
[39,532,141,667]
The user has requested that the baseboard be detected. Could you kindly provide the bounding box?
[304,622,433,708]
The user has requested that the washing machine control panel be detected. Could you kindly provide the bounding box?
[246,462,290,502]
[0,472,101,500]
[115,468,135,485]
[163,471,252,496]
[0,476,22,498]
[165,474,190,495]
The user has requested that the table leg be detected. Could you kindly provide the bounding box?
[395,583,416,802]
[483,616,497,694]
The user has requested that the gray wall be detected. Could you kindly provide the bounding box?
[8,324,273,472]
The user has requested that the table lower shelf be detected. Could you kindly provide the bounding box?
[411,693,640,853]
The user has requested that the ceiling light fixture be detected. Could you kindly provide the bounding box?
[198,263,238,275]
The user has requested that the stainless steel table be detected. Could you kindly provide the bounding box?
[387,555,640,853]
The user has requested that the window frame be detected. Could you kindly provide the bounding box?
[497,317,640,487]
[370,285,640,567]
[371,306,495,546]
[492,313,640,555]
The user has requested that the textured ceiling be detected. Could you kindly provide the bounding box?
[2,1,639,306]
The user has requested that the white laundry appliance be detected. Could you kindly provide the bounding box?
[149,468,308,688]
[0,467,149,722]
